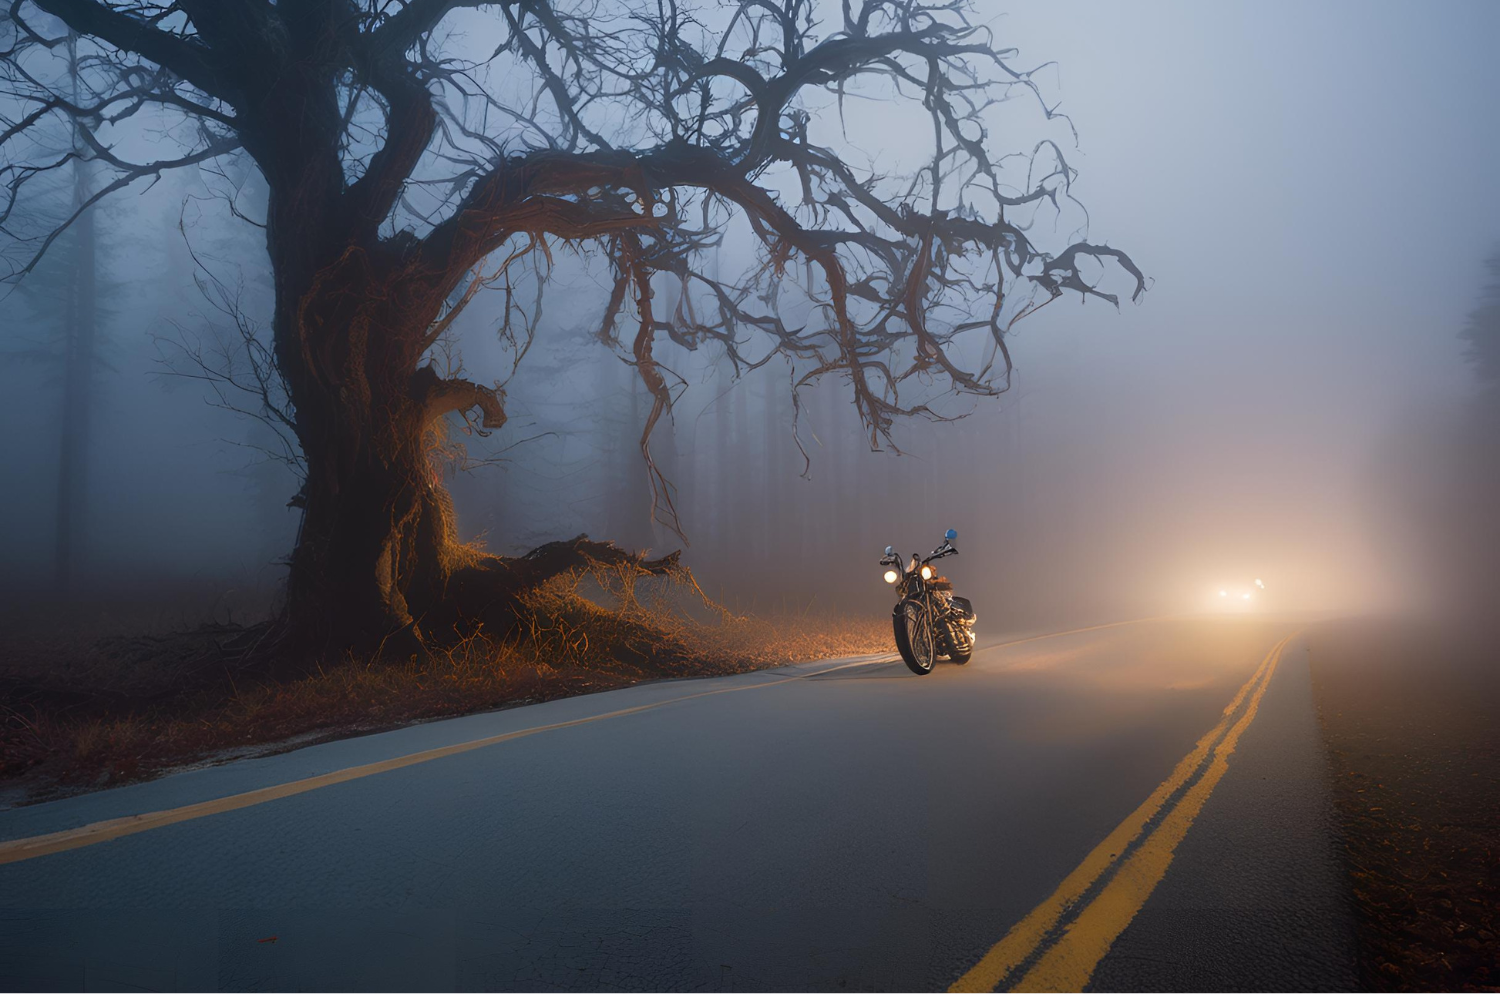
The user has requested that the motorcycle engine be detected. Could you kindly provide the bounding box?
[941,595,977,655]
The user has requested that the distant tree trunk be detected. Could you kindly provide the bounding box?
[53,33,97,600]
[820,378,849,608]
[605,357,651,549]
[761,365,778,564]
[712,355,733,580]
[731,362,749,599]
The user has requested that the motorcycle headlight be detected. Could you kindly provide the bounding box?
[920,565,933,580]
[883,569,899,584]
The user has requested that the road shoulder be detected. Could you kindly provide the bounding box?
[1309,617,1500,991]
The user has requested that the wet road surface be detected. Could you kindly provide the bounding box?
[0,616,1357,990]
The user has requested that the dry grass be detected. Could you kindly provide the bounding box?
[1310,618,1500,992]
[0,572,889,802]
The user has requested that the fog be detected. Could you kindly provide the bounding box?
[3,0,1498,632]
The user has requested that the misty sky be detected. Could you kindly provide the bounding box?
[3,0,1497,623]
[985,0,1500,611]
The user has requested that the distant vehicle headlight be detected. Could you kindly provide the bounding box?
[884,569,899,584]
[920,565,934,580]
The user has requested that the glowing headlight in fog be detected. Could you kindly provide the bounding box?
[884,569,899,584]
[920,565,934,580]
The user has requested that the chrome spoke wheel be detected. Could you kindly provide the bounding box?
[904,602,934,670]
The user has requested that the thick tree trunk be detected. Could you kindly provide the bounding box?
[263,226,467,654]
[278,388,682,657]
[283,407,456,653]
[270,271,676,658]
[245,94,673,657]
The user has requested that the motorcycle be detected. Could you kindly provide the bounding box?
[879,529,978,675]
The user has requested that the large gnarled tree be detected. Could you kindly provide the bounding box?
[1,0,1144,654]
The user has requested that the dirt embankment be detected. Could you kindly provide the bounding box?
[1310,618,1500,991]
[0,577,891,804]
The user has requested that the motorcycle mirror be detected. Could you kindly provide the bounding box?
[944,528,958,541]
[884,545,895,556]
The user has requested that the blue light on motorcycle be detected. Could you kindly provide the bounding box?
[945,528,958,541]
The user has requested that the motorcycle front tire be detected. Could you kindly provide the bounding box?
[893,599,936,675]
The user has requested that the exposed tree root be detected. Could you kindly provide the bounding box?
[438,533,682,644]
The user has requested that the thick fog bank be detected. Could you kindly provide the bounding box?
[3,0,1497,632]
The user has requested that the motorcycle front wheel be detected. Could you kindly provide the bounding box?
[893,599,936,675]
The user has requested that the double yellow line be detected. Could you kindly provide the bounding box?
[950,632,1297,993]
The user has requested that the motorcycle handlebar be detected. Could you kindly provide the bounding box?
[878,539,958,567]
[913,543,957,567]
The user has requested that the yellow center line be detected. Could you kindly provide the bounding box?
[0,617,1158,868]
[0,656,879,867]
[949,633,1292,993]
[1012,633,1296,991]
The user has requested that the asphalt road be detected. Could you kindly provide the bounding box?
[0,616,1358,991]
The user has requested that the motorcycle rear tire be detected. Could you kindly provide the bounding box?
[893,600,936,675]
